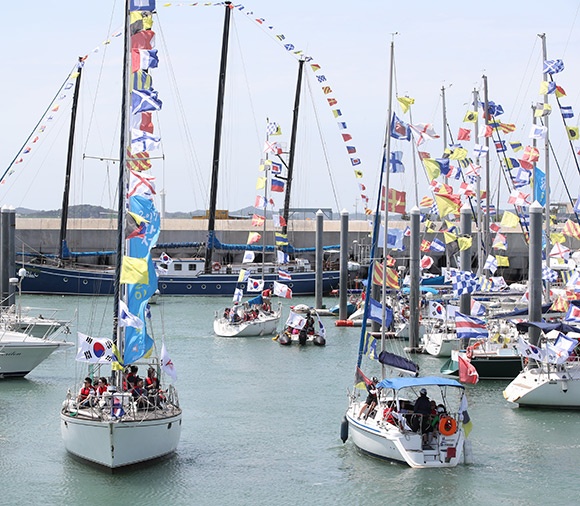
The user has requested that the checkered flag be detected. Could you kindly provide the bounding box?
[450,269,481,296]
[542,266,558,282]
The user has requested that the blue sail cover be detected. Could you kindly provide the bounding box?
[515,321,580,334]
[378,351,419,376]
[124,194,159,364]
[377,375,464,391]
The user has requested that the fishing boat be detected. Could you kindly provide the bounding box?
[277,304,326,345]
[16,1,339,298]
[0,329,71,378]
[341,40,471,468]
[60,0,182,469]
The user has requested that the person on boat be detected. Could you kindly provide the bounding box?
[412,388,432,442]
[77,377,96,407]
[145,367,159,392]
[358,377,380,420]
[126,365,139,390]
[131,377,148,409]
[261,290,272,313]
[96,377,109,398]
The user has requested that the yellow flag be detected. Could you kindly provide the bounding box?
[567,126,579,141]
[120,256,149,285]
[550,232,566,244]
[458,236,473,251]
[496,255,509,267]
[534,103,552,117]
[237,269,247,282]
[449,147,468,160]
[397,96,415,114]
[256,177,266,189]
[463,110,478,123]
[500,211,519,228]
[354,169,363,178]
[443,231,457,244]
[539,81,550,94]
[111,343,124,371]
[423,158,441,181]
[435,194,460,217]
[563,219,580,239]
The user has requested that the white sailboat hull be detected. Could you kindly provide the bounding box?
[213,309,281,337]
[345,401,465,468]
[0,331,71,378]
[503,363,580,408]
[60,410,182,468]
[422,332,460,357]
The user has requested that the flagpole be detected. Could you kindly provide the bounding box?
[408,100,419,207]
[482,75,492,262]
[539,33,551,302]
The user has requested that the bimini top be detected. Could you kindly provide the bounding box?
[377,375,464,391]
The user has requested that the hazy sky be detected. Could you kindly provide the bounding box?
[1,0,579,215]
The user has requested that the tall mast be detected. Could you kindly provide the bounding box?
[482,75,491,259]
[407,100,419,207]
[282,57,305,236]
[473,88,483,275]
[539,33,551,299]
[441,85,448,184]
[204,1,232,273]
[380,37,395,379]
[113,0,132,367]
[58,58,84,263]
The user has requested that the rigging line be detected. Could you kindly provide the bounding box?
[548,74,580,179]
[230,16,263,156]
[489,120,529,243]
[0,64,78,185]
[562,2,580,60]
[155,14,207,209]
[511,38,541,126]
[304,74,341,213]
[546,137,580,223]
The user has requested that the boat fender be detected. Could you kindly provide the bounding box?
[335,319,354,327]
[340,415,349,443]
[439,416,457,436]
[402,306,410,319]
[212,262,221,271]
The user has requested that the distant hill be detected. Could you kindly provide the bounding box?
[15,205,198,219]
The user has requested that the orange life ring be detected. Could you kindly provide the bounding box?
[439,416,457,436]
[212,262,221,272]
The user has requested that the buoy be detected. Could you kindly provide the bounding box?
[340,415,349,443]
[313,335,326,346]
[439,416,458,436]
[335,320,354,327]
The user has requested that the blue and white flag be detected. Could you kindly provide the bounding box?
[430,238,446,253]
[542,266,558,282]
[118,299,144,329]
[543,59,565,74]
[389,151,405,173]
[484,255,498,274]
[455,312,488,340]
[131,88,163,114]
[369,298,393,327]
[533,167,546,206]
[232,288,243,303]
[450,269,481,296]
[131,129,161,153]
[560,105,574,119]
[544,333,577,364]
[473,144,489,158]
[318,318,326,338]
[242,250,255,264]
[277,250,289,264]
[130,0,156,11]
[390,112,411,141]
[278,269,292,280]
[470,299,486,316]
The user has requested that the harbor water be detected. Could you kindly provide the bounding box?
[1,294,579,506]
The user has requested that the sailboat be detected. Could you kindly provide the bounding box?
[16,1,339,298]
[341,40,470,468]
[60,0,181,469]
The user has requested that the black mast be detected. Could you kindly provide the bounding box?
[113,0,132,361]
[58,57,84,263]
[204,1,232,273]
[282,57,305,236]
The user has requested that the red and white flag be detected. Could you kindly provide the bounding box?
[458,355,479,384]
